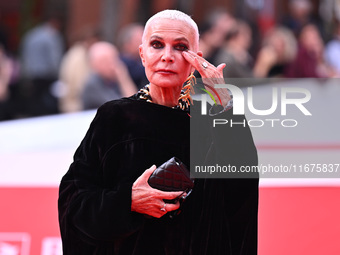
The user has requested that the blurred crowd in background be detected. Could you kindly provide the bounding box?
[0,0,340,121]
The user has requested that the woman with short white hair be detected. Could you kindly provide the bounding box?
[59,9,258,254]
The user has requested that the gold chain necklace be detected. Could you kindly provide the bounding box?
[137,73,196,111]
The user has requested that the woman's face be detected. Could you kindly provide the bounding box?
[300,24,324,58]
[139,18,198,88]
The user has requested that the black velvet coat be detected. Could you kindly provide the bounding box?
[58,95,258,255]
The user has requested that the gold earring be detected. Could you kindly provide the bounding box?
[179,72,196,106]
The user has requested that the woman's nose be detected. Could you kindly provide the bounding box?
[161,46,174,62]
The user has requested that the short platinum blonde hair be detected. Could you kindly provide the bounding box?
[143,9,199,48]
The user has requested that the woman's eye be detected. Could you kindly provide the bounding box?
[151,41,163,49]
[174,44,188,51]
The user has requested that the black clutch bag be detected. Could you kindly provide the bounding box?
[148,157,194,215]
[148,157,194,193]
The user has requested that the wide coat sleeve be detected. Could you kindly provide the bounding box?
[58,101,143,245]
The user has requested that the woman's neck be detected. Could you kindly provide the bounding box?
[149,84,182,107]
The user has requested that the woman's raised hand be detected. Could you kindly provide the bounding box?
[182,50,231,107]
[131,165,183,218]
[182,50,225,79]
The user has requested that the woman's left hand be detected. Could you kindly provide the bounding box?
[182,50,231,107]
[131,165,184,218]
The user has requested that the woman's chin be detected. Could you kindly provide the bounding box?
[150,76,183,88]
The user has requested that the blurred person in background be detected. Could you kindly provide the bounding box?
[214,19,254,78]
[117,23,148,90]
[20,14,64,116]
[282,0,314,36]
[0,12,9,55]
[0,44,12,120]
[325,20,340,75]
[285,23,336,77]
[253,26,298,77]
[198,9,236,67]
[82,41,137,110]
[58,27,100,113]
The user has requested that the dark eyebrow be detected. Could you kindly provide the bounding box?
[150,35,163,41]
[174,37,189,44]
[149,35,189,44]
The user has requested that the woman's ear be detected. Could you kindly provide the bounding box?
[139,44,145,67]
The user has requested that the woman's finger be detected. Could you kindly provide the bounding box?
[139,165,156,183]
[164,201,181,212]
[183,50,223,79]
[156,190,184,200]
[216,63,226,75]
[182,51,196,67]
[182,50,206,69]
[194,56,206,75]
[182,50,207,69]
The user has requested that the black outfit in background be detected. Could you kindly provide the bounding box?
[120,55,149,90]
[58,93,258,254]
